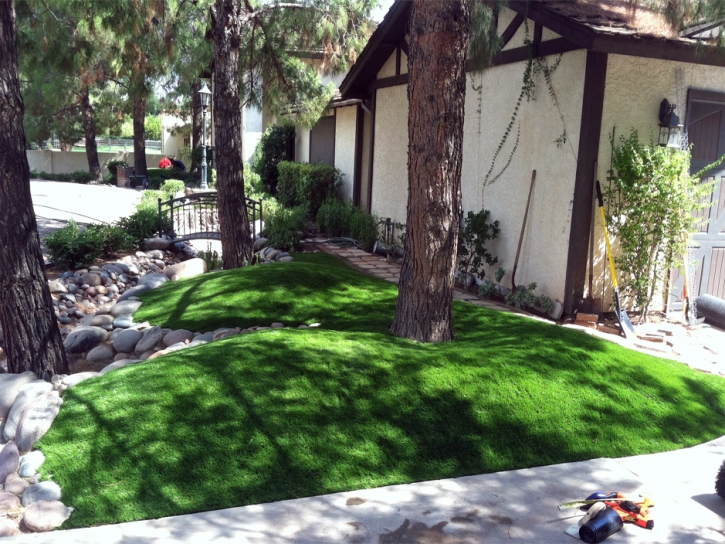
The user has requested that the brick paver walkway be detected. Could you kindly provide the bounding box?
[306,239,517,314]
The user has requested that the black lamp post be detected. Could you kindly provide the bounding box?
[658,99,683,148]
[198,81,212,190]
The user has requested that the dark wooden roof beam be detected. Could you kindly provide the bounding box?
[500,13,525,49]
[507,0,594,50]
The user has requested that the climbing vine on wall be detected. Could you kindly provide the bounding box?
[481,20,573,186]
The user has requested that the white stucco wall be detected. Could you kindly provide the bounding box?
[334,106,357,202]
[462,49,587,301]
[26,151,163,176]
[371,85,409,223]
[295,127,310,163]
[369,48,587,302]
[378,52,398,79]
[591,54,725,310]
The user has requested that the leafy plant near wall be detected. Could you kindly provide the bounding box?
[482,19,571,186]
[252,124,296,194]
[605,130,718,321]
[457,209,501,279]
[505,282,553,313]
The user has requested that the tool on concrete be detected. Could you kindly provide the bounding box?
[695,294,725,329]
[681,232,693,324]
[595,180,635,340]
[579,506,623,543]
[511,170,536,295]
[564,502,606,539]
[559,492,625,511]
[607,497,654,530]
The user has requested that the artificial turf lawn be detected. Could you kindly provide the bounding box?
[38,253,725,528]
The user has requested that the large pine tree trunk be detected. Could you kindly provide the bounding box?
[133,94,148,176]
[191,80,202,174]
[213,0,252,269]
[390,0,470,343]
[0,0,69,376]
[80,87,102,182]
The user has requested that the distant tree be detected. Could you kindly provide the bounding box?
[211,0,378,269]
[0,0,69,376]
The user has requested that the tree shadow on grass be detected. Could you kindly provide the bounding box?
[37,309,725,529]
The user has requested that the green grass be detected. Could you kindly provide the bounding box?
[38,253,725,528]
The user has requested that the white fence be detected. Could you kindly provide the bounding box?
[45,137,162,152]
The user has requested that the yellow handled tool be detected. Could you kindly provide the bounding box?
[596,180,635,339]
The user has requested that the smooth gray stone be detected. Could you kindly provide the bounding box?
[63,327,107,354]
[117,284,152,302]
[102,264,124,275]
[195,332,215,343]
[126,264,140,275]
[0,491,20,515]
[5,472,29,495]
[15,392,63,453]
[67,283,78,294]
[81,272,102,287]
[58,316,72,325]
[113,315,135,329]
[3,381,54,442]
[143,237,172,251]
[22,482,62,507]
[113,330,143,353]
[61,372,101,389]
[0,372,37,420]
[146,249,165,259]
[99,359,140,375]
[0,442,19,483]
[113,262,131,274]
[89,314,115,327]
[110,300,143,317]
[0,517,20,537]
[18,451,45,478]
[21,500,74,532]
[135,327,165,354]
[137,273,168,289]
[47,280,67,294]
[164,258,207,279]
[163,329,194,347]
[278,256,294,263]
[109,328,125,343]
[87,345,116,363]
[253,237,268,251]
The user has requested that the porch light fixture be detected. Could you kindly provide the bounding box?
[198,81,212,190]
[658,99,683,148]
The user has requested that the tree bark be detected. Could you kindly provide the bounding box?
[213,0,252,269]
[0,0,69,376]
[80,87,102,182]
[191,80,202,173]
[133,94,148,176]
[390,0,470,343]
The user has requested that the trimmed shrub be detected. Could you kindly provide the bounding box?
[117,207,170,247]
[277,162,341,218]
[316,199,379,252]
[264,206,306,253]
[252,124,295,193]
[29,170,94,183]
[45,219,104,268]
[86,224,135,257]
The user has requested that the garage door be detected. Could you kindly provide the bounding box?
[671,89,725,309]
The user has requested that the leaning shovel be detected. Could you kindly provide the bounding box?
[595,180,635,340]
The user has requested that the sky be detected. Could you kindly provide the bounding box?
[372,0,395,22]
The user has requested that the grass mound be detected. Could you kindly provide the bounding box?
[38,254,725,528]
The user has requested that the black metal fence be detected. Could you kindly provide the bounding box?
[157,192,263,242]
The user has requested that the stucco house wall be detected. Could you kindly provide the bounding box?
[334,106,358,202]
[371,83,409,223]
[295,127,311,163]
[26,151,162,176]
[463,49,587,302]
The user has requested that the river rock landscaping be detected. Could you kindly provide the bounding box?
[0,234,299,536]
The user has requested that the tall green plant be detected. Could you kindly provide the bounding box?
[457,209,500,279]
[605,130,717,321]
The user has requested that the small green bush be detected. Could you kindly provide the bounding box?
[86,224,134,257]
[45,219,104,268]
[161,179,186,199]
[277,162,341,218]
[117,207,170,247]
[252,124,295,193]
[264,206,306,253]
[28,170,94,183]
[316,199,379,252]
[458,209,500,280]
[198,242,222,271]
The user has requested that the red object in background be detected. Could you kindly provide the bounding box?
[159,157,172,169]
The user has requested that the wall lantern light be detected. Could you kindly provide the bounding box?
[658,98,683,148]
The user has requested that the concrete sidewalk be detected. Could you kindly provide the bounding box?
[5,436,725,543]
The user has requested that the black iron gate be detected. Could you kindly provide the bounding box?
[157,192,263,242]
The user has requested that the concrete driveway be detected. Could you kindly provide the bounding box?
[31,181,142,260]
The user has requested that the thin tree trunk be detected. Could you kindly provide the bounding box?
[192,80,202,174]
[0,0,69,377]
[133,94,148,176]
[213,0,252,269]
[80,87,102,182]
[390,0,470,343]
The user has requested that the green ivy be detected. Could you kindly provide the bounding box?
[457,209,500,280]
